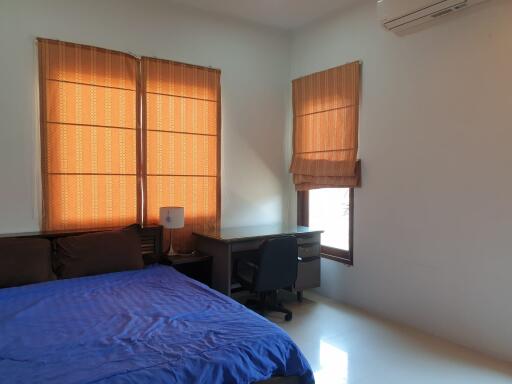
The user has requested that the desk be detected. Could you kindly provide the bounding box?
[193,225,322,297]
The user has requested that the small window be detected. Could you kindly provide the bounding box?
[297,188,354,265]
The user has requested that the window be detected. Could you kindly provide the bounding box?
[38,39,220,249]
[297,188,354,265]
[290,61,361,265]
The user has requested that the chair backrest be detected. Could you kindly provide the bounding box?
[254,236,298,292]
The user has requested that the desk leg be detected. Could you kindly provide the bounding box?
[196,237,232,296]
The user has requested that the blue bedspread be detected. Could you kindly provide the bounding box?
[0,265,313,384]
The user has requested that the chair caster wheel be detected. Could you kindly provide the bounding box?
[285,313,292,321]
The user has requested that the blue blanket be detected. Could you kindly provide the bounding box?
[0,265,313,383]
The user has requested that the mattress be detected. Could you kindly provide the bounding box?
[0,264,313,383]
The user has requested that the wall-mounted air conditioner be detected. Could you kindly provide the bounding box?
[377,0,488,32]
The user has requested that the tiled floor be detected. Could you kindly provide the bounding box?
[264,292,512,384]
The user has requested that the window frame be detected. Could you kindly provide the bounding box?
[297,188,354,265]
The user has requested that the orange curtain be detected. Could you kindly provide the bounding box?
[38,38,140,230]
[290,61,361,191]
[142,57,220,250]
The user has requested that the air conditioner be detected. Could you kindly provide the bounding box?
[377,0,488,32]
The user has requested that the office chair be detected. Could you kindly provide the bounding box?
[234,236,298,321]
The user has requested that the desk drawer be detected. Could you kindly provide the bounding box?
[295,256,320,291]
[298,243,320,258]
[230,239,264,253]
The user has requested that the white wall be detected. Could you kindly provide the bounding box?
[289,0,512,361]
[0,0,290,233]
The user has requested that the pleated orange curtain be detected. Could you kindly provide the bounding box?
[38,38,140,230]
[142,57,220,250]
[290,61,361,191]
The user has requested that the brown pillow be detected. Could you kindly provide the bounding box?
[54,230,144,279]
[0,237,53,288]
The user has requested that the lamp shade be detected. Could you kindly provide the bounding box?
[159,207,185,229]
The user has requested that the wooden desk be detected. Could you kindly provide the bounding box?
[193,225,322,297]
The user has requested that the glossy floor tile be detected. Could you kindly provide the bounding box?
[263,292,512,384]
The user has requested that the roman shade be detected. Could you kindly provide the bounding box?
[38,38,140,230]
[290,61,361,190]
[142,57,221,250]
[38,39,222,244]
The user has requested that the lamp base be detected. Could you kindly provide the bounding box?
[167,244,178,257]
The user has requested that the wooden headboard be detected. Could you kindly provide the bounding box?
[0,225,163,265]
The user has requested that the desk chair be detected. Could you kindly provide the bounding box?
[234,236,298,321]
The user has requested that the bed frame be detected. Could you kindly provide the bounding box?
[0,226,303,384]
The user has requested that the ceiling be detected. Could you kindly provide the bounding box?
[170,0,363,31]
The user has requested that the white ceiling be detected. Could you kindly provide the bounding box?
[170,0,362,30]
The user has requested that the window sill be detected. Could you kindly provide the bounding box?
[321,252,353,266]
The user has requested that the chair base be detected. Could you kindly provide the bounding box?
[245,291,293,321]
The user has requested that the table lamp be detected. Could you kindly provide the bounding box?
[159,207,185,256]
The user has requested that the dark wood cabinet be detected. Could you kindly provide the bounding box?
[160,254,212,287]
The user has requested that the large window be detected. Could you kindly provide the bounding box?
[38,38,220,249]
[290,61,361,265]
[298,188,354,265]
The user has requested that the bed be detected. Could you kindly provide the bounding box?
[0,227,314,384]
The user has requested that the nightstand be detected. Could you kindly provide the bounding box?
[160,253,212,287]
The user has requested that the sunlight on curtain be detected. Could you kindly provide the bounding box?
[142,57,220,250]
[38,39,139,230]
[290,61,361,190]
